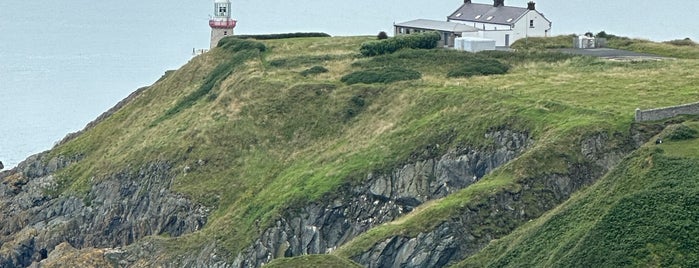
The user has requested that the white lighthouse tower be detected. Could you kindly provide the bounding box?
[209,0,237,49]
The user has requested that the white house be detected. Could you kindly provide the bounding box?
[448,0,551,47]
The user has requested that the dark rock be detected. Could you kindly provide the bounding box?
[230,129,532,268]
[350,131,636,268]
[0,158,209,267]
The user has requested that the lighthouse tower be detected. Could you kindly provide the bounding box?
[209,0,237,49]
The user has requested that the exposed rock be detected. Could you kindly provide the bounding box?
[0,158,209,267]
[350,131,635,268]
[230,130,532,268]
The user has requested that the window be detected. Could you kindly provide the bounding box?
[530,19,534,28]
[486,16,494,21]
[456,13,462,17]
[506,18,513,23]
[475,15,482,19]
[219,6,227,15]
[224,31,228,36]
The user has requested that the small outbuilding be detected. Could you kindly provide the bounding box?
[394,19,479,48]
[455,37,496,52]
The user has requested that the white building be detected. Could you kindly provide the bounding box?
[209,0,237,49]
[448,0,551,47]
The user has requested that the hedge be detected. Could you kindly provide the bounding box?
[360,32,441,56]
[231,32,331,40]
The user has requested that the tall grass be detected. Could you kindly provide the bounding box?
[46,35,699,264]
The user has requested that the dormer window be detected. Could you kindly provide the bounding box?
[475,15,482,19]
[486,16,494,20]
[456,13,463,17]
[506,18,513,23]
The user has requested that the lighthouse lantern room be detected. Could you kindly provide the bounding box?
[209,0,237,49]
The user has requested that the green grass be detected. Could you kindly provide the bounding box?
[456,123,699,267]
[265,254,362,268]
[44,35,699,264]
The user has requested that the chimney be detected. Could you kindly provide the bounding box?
[527,1,536,10]
[493,0,504,7]
[464,0,471,3]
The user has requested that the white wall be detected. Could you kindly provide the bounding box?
[510,10,551,45]
[450,10,551,47]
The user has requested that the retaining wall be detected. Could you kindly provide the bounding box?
[635,101,699,122]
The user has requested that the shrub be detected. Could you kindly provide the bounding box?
[231,32,331,40]
[664,38,697,47]
[665,125,698,141]
[359,31,441,56]
[300,66,329,77]
[377,31,389,40]
[447,59,510,78]
[218,38,267,52]
[340,67,421,85]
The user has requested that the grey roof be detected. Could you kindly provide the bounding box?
[448,2,536,26]
[394,19,479,33]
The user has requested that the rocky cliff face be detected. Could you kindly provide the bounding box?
[349,132,635,268]
[230,129,532,267]
[0,153,208,267]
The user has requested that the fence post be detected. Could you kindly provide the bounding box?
[635,108,642,122]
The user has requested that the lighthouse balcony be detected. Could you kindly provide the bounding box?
[209,19,237,28]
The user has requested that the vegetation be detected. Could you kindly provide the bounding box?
[359,31,441,56]
[377,31,389,40]
[300,65,329,77]
[45,34,699,266]
[340,67,421,84]
[458,123,699,267]
[230,32,331,40]
[265,255,362,268]
[447,58,509,78]
[510,34,575,50]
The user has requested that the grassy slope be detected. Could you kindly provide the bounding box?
[265,254,362,268]
[458,123,699,267]
[46,35,699,263]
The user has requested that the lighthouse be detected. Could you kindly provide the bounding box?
[209,0,237,49]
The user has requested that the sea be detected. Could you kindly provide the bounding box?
[1,0,698,169]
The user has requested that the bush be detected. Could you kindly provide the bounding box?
[340,67,421,85]
[664,38,697,47]
[665,125,698,141]
[359,31,441,56]
[218,38,267,52]
[447,59,510,78]
[300,66,329,77]
[231,32,331,40]
[377,31,389,40]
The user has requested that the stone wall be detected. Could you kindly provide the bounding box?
[635,101,699,122]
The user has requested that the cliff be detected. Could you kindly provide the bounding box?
[1,35,698,267]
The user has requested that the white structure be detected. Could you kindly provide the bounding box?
[209,0,237,49]
[394,19,479,48]
[448,0,551,47]
[455,37,496,52]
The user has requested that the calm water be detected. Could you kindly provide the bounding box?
[1,0,697,168]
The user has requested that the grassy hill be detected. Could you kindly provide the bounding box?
[41,34,699,266]
[458,123,699,267]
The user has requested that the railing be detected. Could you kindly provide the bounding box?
[209,19,237,28]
